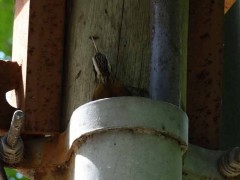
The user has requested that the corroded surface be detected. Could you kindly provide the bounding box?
[12,0,65,134]
[187,0,224,149]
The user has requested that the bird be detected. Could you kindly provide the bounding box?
[90,36,130,100]
[90,36,111,84]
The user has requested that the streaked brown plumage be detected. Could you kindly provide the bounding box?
[90,36,130,100]
[91,36,111,84]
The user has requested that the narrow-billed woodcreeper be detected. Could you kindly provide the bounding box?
[90,36,130,100]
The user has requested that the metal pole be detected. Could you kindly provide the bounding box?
[150,0,188,106]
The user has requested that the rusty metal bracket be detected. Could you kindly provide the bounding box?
[0,61,21,132]
[11,0,66,134]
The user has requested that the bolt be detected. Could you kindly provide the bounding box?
[218,147,240,177]
[0,110,24,164]
[7,110,24,148]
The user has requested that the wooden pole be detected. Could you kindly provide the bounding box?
[62,0,151,129]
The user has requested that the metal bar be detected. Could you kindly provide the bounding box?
[12,0,66,134]
[150,0,188,106]
[187,0,224,149]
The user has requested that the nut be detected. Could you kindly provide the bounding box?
[0,136,24,164]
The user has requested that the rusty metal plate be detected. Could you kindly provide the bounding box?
[12,0,66,134]
[187,0,224,149]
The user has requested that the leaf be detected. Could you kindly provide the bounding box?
[0,0,14,56]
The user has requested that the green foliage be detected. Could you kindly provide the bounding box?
[5,168,29,180]
[0,0,14,56]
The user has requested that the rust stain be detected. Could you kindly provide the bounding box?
[187,0,224,149]
[13,0,66,134]
[20,133,72,179]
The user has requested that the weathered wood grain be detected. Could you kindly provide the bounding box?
[63,0,151,129]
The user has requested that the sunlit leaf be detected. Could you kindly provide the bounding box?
[0,0,14,56]
[5,168,29,180]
